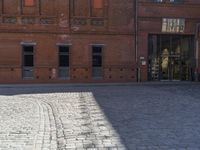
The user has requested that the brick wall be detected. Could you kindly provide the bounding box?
[1,0,200,83]
[0,0,136,83]
[138,0,200,81]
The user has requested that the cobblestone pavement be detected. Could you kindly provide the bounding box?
[0,83,200,150]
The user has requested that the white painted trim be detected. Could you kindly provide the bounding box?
[56,43,72,46]
[20,42,37,46]
[90,44,106,46]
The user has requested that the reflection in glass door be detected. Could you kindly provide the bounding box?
[148,34,195,81]
[171,36,181,80]
[160,35,171,80]
[171,56,181,80]
[161,47,170,80]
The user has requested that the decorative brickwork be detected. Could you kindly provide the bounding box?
[0,0,135,83]
[0,0,200,83]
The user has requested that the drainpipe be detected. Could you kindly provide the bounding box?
[195,23,200,81]
[135,0,139,82]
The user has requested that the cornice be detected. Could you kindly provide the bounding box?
[0,29,135,36]
[139,2,200,8]
[138,16,200,21]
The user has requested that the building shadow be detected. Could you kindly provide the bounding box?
[1,84,200,149]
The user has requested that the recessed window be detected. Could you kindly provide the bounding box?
[152,0,163,2]
[24,0,35,7]
[92,45,103,78]
[91,0,104,17]
[170,0,184,3]
[93,0,103,9]
[58,46,70,79]
[152,0,184,3]
[72,0,105,17]
[73,0,89,16]
[22,45,34,79]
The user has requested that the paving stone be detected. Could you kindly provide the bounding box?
[0,84,200,149]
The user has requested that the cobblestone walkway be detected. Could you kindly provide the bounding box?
[0,96,39,150]
[0,91,126,150]
[0,83,200,150]
[0,96,59,150]
[26,92,125,149]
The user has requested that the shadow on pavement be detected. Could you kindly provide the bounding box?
[1,84,200,149]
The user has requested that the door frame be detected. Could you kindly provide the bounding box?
[148,34,195,81]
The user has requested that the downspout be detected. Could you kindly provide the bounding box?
[38,0,41,15]
[135,0,139,82]
[1,0,2,14]
[195,23,200,81]
[69,0,71,33]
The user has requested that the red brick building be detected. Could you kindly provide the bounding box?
[0,0,200,83]
[0,0,135,83]
[138,0,200,81]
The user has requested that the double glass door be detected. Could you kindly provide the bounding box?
[161,54,181,80]
[148,35,195,81]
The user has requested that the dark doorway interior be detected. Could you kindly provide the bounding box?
[92,46,103,79]
[22,45,34,79]
[58,46,70,79]
[148,34,195,81]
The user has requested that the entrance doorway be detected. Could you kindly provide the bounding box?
[148,35,195,81]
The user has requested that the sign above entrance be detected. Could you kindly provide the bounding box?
[162,18,185,33]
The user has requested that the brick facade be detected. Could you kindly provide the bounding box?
[0,0,200,83]
[0,0,135,83]
[138,0,200,81]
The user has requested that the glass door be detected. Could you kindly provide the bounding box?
[160,35,171,80]
[170,56,181,80]
[170,36,181,80]
[148,34,195,81]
